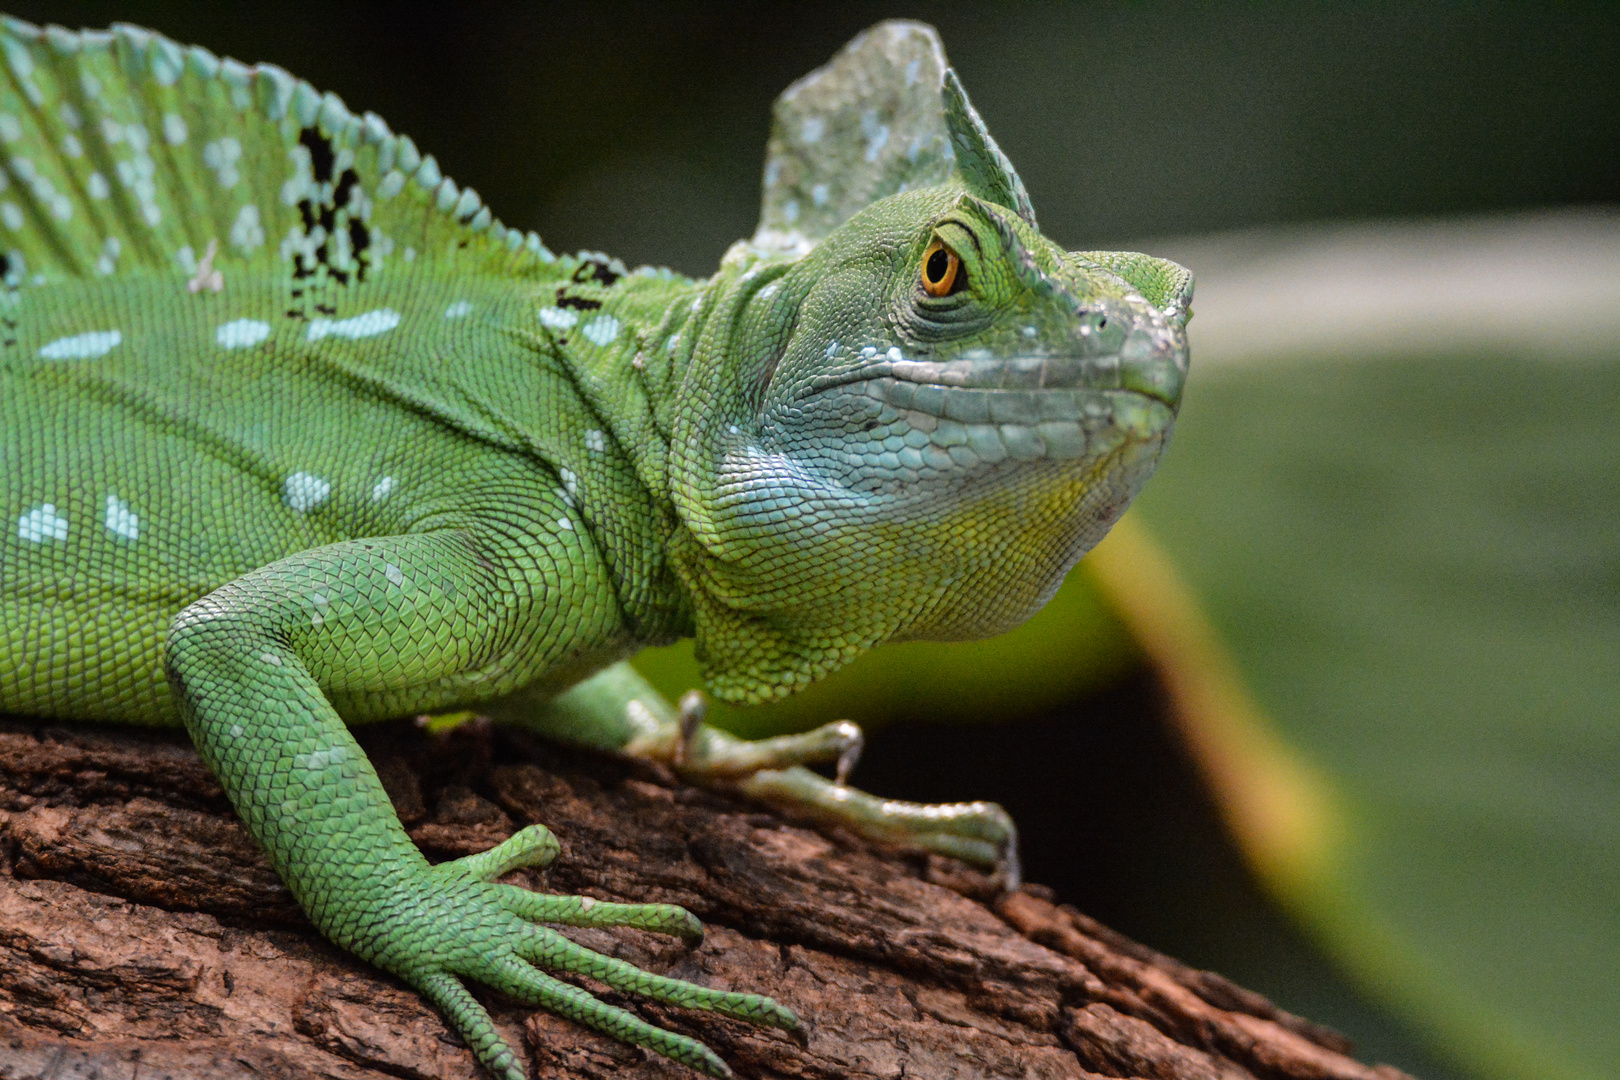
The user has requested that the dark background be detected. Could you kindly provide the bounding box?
[11,4,1617,1078]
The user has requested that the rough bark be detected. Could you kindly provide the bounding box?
[0,716,1409,1080]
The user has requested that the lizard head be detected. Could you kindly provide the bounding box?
[667,22,1191,703]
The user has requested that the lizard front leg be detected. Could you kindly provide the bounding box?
[490,662,1020,886]
[165,531,795,1080]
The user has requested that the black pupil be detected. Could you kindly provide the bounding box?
[926,247,951,284]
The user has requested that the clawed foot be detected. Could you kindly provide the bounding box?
[649,682,1019,889]
[738,766,1021,889]
[383,824,797,1079]
[673,689,864,785]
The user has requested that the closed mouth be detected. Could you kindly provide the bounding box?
[785,353,1176,470]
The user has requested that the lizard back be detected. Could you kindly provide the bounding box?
[0,21,687,724]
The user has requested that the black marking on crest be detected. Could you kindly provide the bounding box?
[300,127,335,184]
[573,257,622,288]
[291,126,373,289]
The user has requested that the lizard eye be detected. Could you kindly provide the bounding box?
[920,240,964,297]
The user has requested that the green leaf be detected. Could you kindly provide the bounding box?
[1127,349,1620,1080]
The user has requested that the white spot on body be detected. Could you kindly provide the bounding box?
[94,236,121,276]
[385,563,404,586]
[293,745,348,771]
[230,204,264,252]
[0,115,19,143]
[86,171,109,199]
[579,896,596,911]
[825,340,839,358]
[216,319,271,349]
[202,137,241,189]
[17,503,67,543]
[886,346,903,362]
[39,330,121,361]
[558,466,579,500]
[584,429,606,453]
[283,472,332,513]
[280,143,314,207]
[580,315,620,347]
[261,651,282,666]
[537,307,578,330]
[369,475,396,502]
[444,300,473,318]
[557,517,573,531]
[759,282,779,300]
[60,133,82,159]
[306,308,401,342]
[104,495,138,540]
[860,110,890,163]
[1022,325,1038,338]
[800,116,825,144]
[162,112,187,145]
[1,202,21,229]
[229,724,244,738]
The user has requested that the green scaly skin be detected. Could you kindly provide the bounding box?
[0,17,1190,1078]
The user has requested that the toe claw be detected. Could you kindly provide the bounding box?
[833,721,864,786]
[675,690,706,767]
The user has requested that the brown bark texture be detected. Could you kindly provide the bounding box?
[0,715,1410,1080]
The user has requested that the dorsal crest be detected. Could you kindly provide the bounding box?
[751,21,1036,259]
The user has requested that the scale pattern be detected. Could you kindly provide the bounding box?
[0,17,789,1079]
[0,15,1193,1080]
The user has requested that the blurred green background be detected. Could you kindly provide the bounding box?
[14,4,1616,1079]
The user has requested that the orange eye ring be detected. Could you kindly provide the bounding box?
[920,239,962,297]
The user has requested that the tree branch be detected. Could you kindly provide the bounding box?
[0,717,1410,1080]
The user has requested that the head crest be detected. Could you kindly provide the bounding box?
[751,21,1036,258]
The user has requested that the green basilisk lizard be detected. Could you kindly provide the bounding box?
[0,16,1191,1078]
